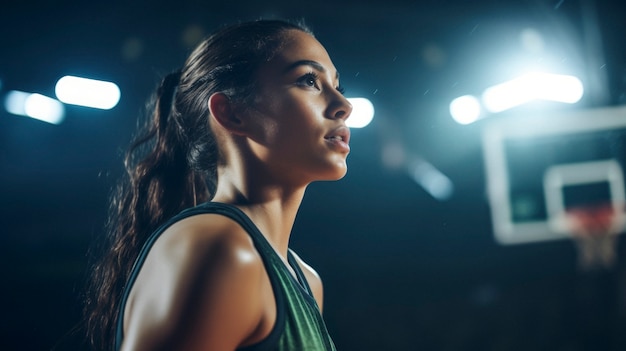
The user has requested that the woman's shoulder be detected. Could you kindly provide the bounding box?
[160,212,255,252]
[122,213,268,350]
[149,213,262,273]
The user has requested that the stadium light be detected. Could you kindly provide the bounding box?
[482,72,584,113]
[346,97,374,128]
[55,75,120,110]
[450,72,584,124]
[449,95,481,125]
[4,90,65,124]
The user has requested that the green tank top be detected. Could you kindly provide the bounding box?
[115,202,337,351]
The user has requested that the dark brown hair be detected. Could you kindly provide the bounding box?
[84,19,311,350]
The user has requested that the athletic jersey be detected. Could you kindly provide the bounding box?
[115,202,337,351]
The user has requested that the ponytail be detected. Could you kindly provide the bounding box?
[125,69,207,232]
[84,70,209,350]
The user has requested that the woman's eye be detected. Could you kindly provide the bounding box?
[298,73,319,89]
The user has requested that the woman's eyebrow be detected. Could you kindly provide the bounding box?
[284,60,340,80]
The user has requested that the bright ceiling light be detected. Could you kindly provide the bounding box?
[534,73,584,103]
[5,90,65,124]
[482,72,584,113]
[55,75,121,110]
[450,95,481,124]
[347,97,374,128]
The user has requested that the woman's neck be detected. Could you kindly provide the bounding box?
[212,168,307,258]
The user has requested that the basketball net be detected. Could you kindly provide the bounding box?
[565,203,624,271]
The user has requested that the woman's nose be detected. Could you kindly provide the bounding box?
[327,95,353,120]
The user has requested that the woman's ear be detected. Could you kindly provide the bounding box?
[208,93,247,136]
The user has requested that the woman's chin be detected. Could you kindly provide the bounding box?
[322,163,348,181]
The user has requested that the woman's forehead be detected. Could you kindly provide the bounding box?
[268,31,337,75]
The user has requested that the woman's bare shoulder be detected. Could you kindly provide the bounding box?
[158,213,255,256]
[122,213,267,351]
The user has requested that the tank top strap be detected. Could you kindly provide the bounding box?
[202,203,316,300]
[287,250,314,297]
[194,202,279,258]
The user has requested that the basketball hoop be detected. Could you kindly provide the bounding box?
[565,203,625,271]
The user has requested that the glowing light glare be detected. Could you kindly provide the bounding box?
[408,158,454,201]
[4,90,29,116]
[55,75,121,109]
[520,28,545,53]
[537,74,584,103]
[4,90,65,124]
[450,95,481,124]
[482,77,534,113]
[25,94,65,124]
[482,72,584,113]
[346,97,374,128]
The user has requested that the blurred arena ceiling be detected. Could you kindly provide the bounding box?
[0,0,625,191]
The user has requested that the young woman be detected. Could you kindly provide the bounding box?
[85,19,352,351]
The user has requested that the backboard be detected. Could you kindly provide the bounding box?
[482,105,626,245]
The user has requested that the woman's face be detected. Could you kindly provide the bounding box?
[244,30,353,185]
